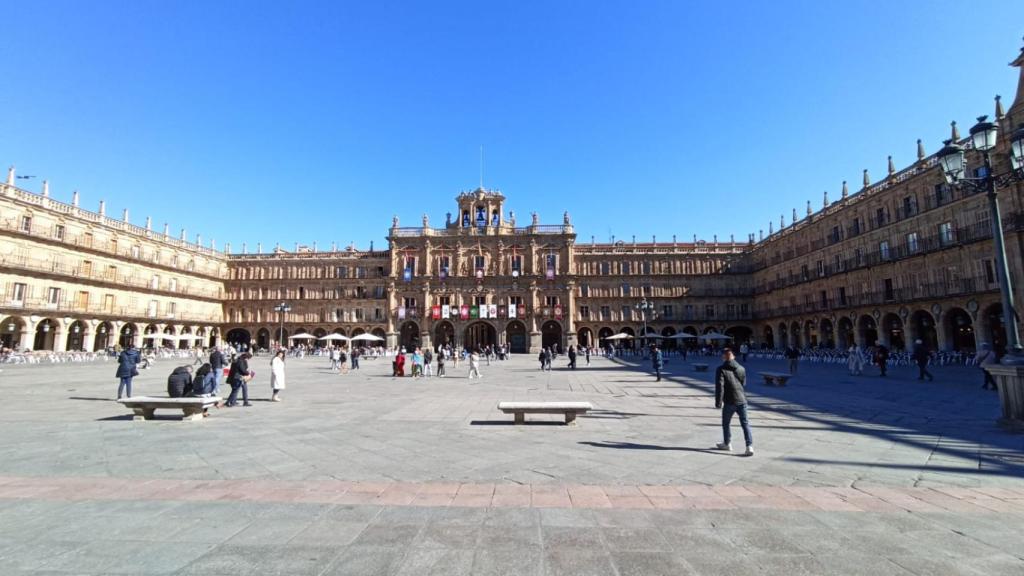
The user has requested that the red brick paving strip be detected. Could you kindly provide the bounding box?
[0,476,1021,515]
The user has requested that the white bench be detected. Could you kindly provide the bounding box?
[117,396,223,421]
[758,372,792,386]
[497,401,593,425]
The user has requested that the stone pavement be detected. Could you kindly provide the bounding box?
[0,352,1022,574]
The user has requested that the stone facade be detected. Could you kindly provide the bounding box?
[3,45,1023,355]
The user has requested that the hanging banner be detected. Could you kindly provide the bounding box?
[499,305,507,318]
[403,268,412,282]
[409,307,418,319]
[480,305,489,319]
[546,266,555,280]
[439,268,447,281]
[489,304,497,318]
[554,305,563,320]
[460,305,470,320]
[470,306,480,319]
[508,304,516,318]
[398,306,406,320]
[431,305,441,320]
[518,305,526,317]
[442,304,451,319]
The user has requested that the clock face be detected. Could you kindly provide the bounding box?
[512,270,519,278]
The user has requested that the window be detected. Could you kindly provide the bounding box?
[336,266,348,278]
[622,284,631,296]
[545,295,559,306]
[705,304,715,318]
[938,222,954,246]
[879,241,890,260]
[106,265,117,280]
[104,294,114,313]
[684,304,694,319]
[171,255,179,268]
[54,224,65,241]
[11,282,26,304]
[579,306,590,319]
[354,308,365,321]
[820,290,828,308]
[545,254,557,274]
[875,207,886,227]
[147,300,158,317]
[47,287,60,305]
[579,284,589,297]
[402,258,415,277]
[838,286,847,306]
[740,303,749,317]
[854,248,863,266]
[984,259,996,284]
[906,232,919,254]
[437,256,450,278]
[661,305,673,319]
[621,261,631,274]
[884,278,894,301]
[600,262,610,275]
[621,306,632,321]
[130,245,141,258]
[356,266,367,279]
[169,278,177,292]
[109,238,117,252]
[800,265,809,281]
[373,286,385,298]
[642,261,651,274]
[81,260,92,276]
[726,304,736,318]
[816,260,824,277]
[83,232,93,247]
[167,302,177,315]
[151,275,160,289]
[851,218,861,236]
[510,255,522,274]
[20,215,31,232]
[902,196,917,218]
[600,306,610,320]
[474,255,486,271]
[374,308,383,320]
[830,226,841,244]
[935,183,951,207]
[187,260,195,271]
[403,297,417,308]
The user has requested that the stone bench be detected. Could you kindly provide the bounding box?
[117,396,223,421]
[497,401,593,425]
[692,363,709,372]
[758,372,792,386]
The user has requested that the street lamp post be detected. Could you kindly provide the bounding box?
[936,118,1024,364]
[273,301,291,349]
[635,297,657,351]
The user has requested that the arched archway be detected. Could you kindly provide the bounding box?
[66,320,88,351]
[256,328,271,350]
[577,327,594,348]
[351,327,366,337]
[371,327,387,340]
[273,327,289,347]
[434,321,456,348]
[837,317,854,349]
[542,321,563,351]
[399,321,420,351]
[464,321,497,351]
[909,310,937,351]
[179,327,193,350]
[819,318,834,348]
[94,321,114,351]
[982,303,1006,354]
[660,326,677,349]
[883,313,904,350]
[119,323,137,348]
[858,315,878,348]
[762,325,775,349]
[225,328,252,349]
[943,307,975,351]
[725,326,752,346]
[790,321,801,348]
[804,320,816,347]
[598,327,614,343]
[618,326,636,350]
[161,326,178,349]
[33,318,58,351]
[1,316,26,349]
[778,323,788,348]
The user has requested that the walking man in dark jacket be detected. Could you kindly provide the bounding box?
[651,345,664,381]
[715,348,753,456]
[912,339,933,381]
[209,347,225,394]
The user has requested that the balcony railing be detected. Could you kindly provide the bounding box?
[1,296,221,323]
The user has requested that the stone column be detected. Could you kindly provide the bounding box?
[989,365,1024,430]
[17,316,33,350]
[385,281,397,348]
[52,323,66,352]
[565,280,577,350]
[420,282,432,351]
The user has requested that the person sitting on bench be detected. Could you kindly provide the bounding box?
[167,365,194,398]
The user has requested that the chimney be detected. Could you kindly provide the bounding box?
[41,180,49,197]
[122,208,129,222]
[71,190,79,206]
[98,200,105,216]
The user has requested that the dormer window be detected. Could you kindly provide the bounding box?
[475,206,486,227]
[462,210,470,227]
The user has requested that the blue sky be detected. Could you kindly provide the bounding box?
[2,1,1022,253]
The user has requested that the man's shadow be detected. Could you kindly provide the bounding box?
[578,441,726,454]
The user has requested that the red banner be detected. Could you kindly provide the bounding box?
[431,305,441,320]
[460,305,470,320]
[555,305,563,320]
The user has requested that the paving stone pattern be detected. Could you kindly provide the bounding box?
[0,352,1022,574]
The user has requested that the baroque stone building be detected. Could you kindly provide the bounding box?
[2,43,1023,355]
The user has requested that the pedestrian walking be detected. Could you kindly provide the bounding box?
[437,348,446,377]
[873,342,889,377]
[715,348,753,457]
[538,349,547,371]
[785,346,799,375]
[978,343,998,390]
[568,345,577,369]
[584,346,590,366]
[412,348,424,378]
[351,347,360,370]
[468,349,482,379]
[847,345,863,376]
[329,347,340,371]
[912,339,933,381]
[739,342,749,362]
[209,346,225,393]
[115,343,141,399]
[270,349,286,401]
[651,344,664,381]
[423,347,433,377]
[226,352,253,407]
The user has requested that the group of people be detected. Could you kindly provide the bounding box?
[390,344,485,379]
[115,344,289,410]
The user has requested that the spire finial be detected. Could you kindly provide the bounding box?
[5,165,13,186]
[951,120,960,141]
[791,208,797,224]
[917,139,925,161]
[862,169,871,188]
[780,214,785,228]
[823,190,829,207]
[769,221,774,234]
[122,208,129,222]
[98,200,105,216]
[887,155,895,175]
[41,180,49,197]
[71,190,79,206]
[995,94,1005,119]
[145,216,151,230]
[806,200,812,216]
[163,223,169,237]
[841,180,848,199]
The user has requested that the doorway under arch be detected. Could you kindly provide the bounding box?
[66,320,88,351]
[434,321,456,349]
[883,313,904,350]
[256,328,271,350]
[542,321,564,351]
[944,307,975,351]
[507,321,528,353]
[399,321,420,351]
[119,323,137,348]
[858,315,878,348]
[762,325,775,349]
[33,318,58,351]
[94,321,114,351]
[1,317,25,349]
[577,327,594,348]
[837,317,854,349]
[983,303,1006,354]
[464,321,497,351]
[818,319,834,348]
[909,310,937,351]
[226,328,252,349]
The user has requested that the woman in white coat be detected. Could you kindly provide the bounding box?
[271,349,287,402]
[847,345,863,376]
